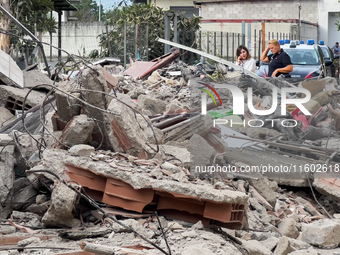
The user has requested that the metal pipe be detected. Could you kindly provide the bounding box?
[58,11,61,63]
[161,114,201,133]
[0,5,51,77]
[154,114,187,129]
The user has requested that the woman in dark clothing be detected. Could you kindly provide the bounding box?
[260,39,293,77]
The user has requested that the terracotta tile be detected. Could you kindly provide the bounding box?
[157,196,205,215]
[103,178,154,213]
[204,202,232,222]
[65,164,106,192]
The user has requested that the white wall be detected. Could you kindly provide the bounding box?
[154,0,193,9]
[41,21,112,59]
[318,0,340,47]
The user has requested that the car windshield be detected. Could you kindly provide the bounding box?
[284,49,320,65]
[320,47,330,58]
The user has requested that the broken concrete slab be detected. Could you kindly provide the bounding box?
[105,97,148,158]
[23,69,54,88]
[313,178,340,203]
[301,219,340,248]
[42,182,79,228]
[0,85,46,115]
[58,114,96,147]
[80,65,114,114]
[38,148,248,229]
[116,92,143,112]
[300,78,326,98]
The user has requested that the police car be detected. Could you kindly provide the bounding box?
[319,40,338,77]
[256,39,331,79]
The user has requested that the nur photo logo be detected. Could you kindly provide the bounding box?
[199,83,312,128]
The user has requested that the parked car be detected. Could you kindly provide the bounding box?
[319,41,339,77]
[256,40,332,79]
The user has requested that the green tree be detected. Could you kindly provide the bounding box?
[74,0,103,22]
[99,3,201,63]
[7,0,57,52]
[0,0,56,52]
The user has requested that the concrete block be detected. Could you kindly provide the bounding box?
[302,219,340,248]
[137,94,166,115]
[243,240,272,255]
[69,144,95,157]
[105,97,148,158]
[312,91,330,106]
[42,182,78,227]
[55,80,81,123]
[278,218,299,239]
[59,114,95,147]
[274,236,294,255]
[302,99,321,115]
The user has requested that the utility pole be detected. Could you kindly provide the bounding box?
[298,3,301,41]
[99,0,101,22]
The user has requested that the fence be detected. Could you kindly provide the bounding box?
[199,28,318,62]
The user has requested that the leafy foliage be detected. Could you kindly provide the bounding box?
[98,3,201,63]
[10,0,56,33]
[74,0,103,22]
[6,0,57,51]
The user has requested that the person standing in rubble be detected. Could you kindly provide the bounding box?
[260,39,293,77]
[236,45,256,73]
[332,42,340,56]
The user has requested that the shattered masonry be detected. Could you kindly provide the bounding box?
[2,46,340,255]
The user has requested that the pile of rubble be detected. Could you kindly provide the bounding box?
[1,48,340,255]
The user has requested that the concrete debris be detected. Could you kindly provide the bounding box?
[23,69,54,89]
[2,45,340,255]
[273,236,294,255]
[278,218,299,239]
[42,182,79,228]
[69,144,95,157]
[301,219,340,248]
[0,85,46,114]
[243,239,272,255]
[58,114,96,147]
[0,107,15,126]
